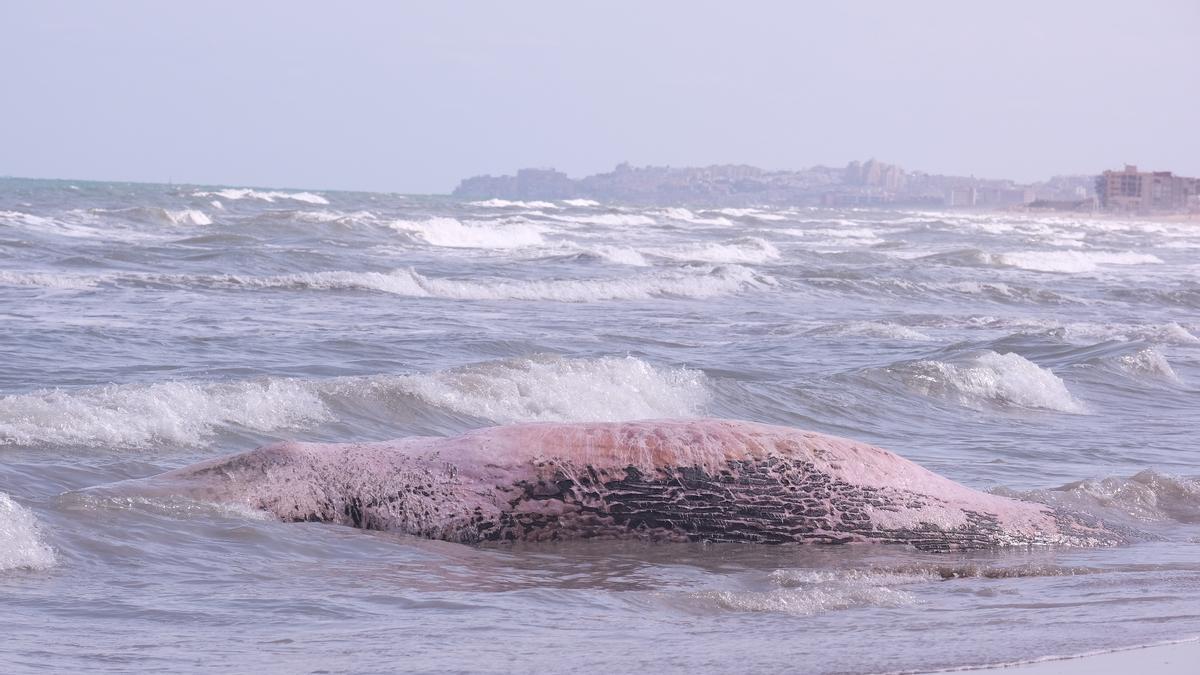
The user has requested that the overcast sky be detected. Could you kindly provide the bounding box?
[2,1,1197,193]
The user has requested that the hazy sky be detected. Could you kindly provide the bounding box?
[3,1,1197,193]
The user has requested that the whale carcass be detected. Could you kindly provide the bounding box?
[130,419,1128,552]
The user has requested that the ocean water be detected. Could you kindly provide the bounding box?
[2,178,1199,673]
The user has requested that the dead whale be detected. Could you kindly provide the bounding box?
[124,419,1129,552]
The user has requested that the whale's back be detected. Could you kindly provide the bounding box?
[150,419,1128,551]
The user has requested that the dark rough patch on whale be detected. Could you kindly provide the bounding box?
[120,419,1132,552]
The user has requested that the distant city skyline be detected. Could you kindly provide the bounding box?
[2,1,1197,193]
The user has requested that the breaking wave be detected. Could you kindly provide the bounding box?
[875,350,1087,413]
[717,208,787,221]
[1111,348,1181,383]
[806,321,932,341]
[994,250,1163,273]
[0,493,57,572]
[0,379,331,448]
[999,470,1200,524]
[93,207,213,226]
[385,217,546,249]
[235,265,774,302]
[380,355,708,424]
[0,357,705,448]
[469,199,559,209]
[192,188,329,205]
[654,237,780,264]
[0,271,99,290]
[959,318,1199,345]
[656,207,734,226]
[679,568,920,616]
[551,213,657,227]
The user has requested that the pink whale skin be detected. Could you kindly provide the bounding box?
[134,419,1130,552]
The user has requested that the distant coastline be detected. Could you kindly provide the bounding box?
[454,160,1200,215]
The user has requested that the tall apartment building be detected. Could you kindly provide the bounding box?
[1097,165,1200,212]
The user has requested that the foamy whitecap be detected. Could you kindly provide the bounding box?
[386,217,545,249]
[683,568,920,615]
[0,492,57,572]
[375,355,708,423]
[165,209,212,226]
[0,379,331,448]
[654,237,780,265]
[1114,348,1180,383]
[782,227,881,240]
[561,198,599,207]
[192,188,329,205]
[807,321,932,341]
[551,213,657,227]
[0,271,100,290]
[684,586,916,615]
[469,199,560,209]
[581,245,650,266]
[717,208,787,221]
[956,318,1200,346]
[767,568,936,587]
[0,209,58,229]
[886,351,1087,413]
[657,208,734,226]
[1002,470,1200,524]
[994,250,1163,273]
[243,265,773,302]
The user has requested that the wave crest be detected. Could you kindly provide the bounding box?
[0,379,331,448]
[1000,470,1200,524]
[0,493,57,572]
[386,217,545,249]
[192,188,329,205]
[385,355,708,423]
[880,351,1087,413]
[244,265,773,302]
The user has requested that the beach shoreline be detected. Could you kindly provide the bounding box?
[920,637,1200,674]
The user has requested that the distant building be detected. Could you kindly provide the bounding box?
[945,186,976,207]
[1096,165,1200,212]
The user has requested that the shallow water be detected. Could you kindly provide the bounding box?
[2,179,1199,673]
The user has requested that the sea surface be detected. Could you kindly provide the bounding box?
[2,178,1199,673]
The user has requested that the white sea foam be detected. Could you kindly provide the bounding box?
[1114,348,1180,383]
[192,188,330,205]
[683,568,920,615]
[0,492,57,572]
[165,209,212,226]
[248,265,773,302]
[782,227,880,240]
[808,321,932,341]
[469,199,559,209]
[89,206,213,227]
[1004,470,1200,524]
[552,213,657,227]
[0,210,58,229]
[561,198,599,207]
[993,250,1163,273]
[0,357,706,448]
[684,586,916,615]
[581,245,650,266]
[960,318,1199,345]
[889,351,1087,413]
[386,217,546,249]
[383,355,708,423]
[655,237,780,264]
[0,271,99,290]
[0,379,331,448]
[717,208,787,221]
[657,207,734,226]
